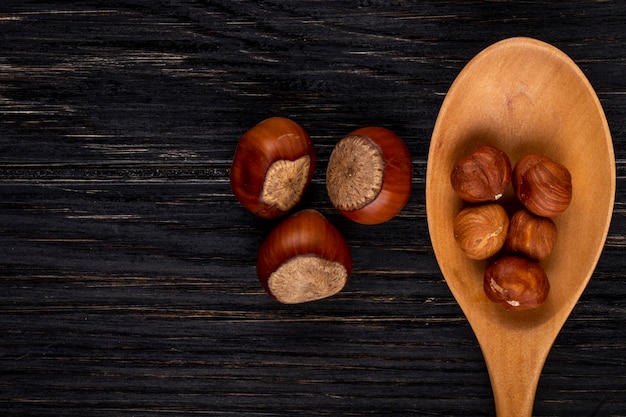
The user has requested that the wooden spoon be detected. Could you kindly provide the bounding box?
[426,37,615,417]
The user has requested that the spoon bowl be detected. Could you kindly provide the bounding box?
[426,37,615,417]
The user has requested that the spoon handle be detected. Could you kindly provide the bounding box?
[490,361,540,417]
[480,329,554,417]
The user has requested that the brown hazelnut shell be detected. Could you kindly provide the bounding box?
[256,209,352,304]
[513,154,572,217]
[483,255,550,311]
[326,126,412,225]
[453,203,509,260]
[230,117,316,219]
[451,145,512,203]
[505,209,557,261]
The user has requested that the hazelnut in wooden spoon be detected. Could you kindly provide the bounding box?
[451,145,512,203]
[513,153,572,217]
[326,126,412,225]
[484,255,550,311]
[505,208,557,261]
[453,204,509,260]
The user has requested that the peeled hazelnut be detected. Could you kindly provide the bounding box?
[513,154,572,217]
[505,209,557,261]
[230,117,316,219]
[450,145,512,203]
[256,209,352,304]
[326,126,412,225]
[453,203,509,260]
[484,255,549,310]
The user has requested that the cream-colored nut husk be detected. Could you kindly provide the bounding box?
[267,255,348,304]
[326,135,384,211]
[262,155,310,211]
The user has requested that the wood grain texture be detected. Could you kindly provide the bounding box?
[1,1,625,416]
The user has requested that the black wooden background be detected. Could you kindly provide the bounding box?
[1,1,625,416]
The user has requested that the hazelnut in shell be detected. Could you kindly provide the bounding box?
[484,255,550,311]
[326,126,412,225]
[513,153,572,217]
[450,145,512,203]
[230,117,316,219]
[256,209,352,304]
[505,208,557,261]
[453,203,509,260]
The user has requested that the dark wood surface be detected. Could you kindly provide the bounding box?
[1,1,625,416]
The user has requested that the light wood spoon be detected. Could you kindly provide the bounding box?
[426,37,615,417]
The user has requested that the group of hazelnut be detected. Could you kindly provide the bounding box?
[451,145,573,310]
[230,117,573,309]
[230,117,413,304]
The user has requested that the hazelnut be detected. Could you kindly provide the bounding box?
[453,204,509,260]
[513,154,572,217]
[230,117,316,219]
[326,126,412,225]
[505,209,557,261]
[484,255,549,310]
[256,209,352,304]
[450,145,512,203]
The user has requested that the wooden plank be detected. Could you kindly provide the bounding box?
[1,1,625,416]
